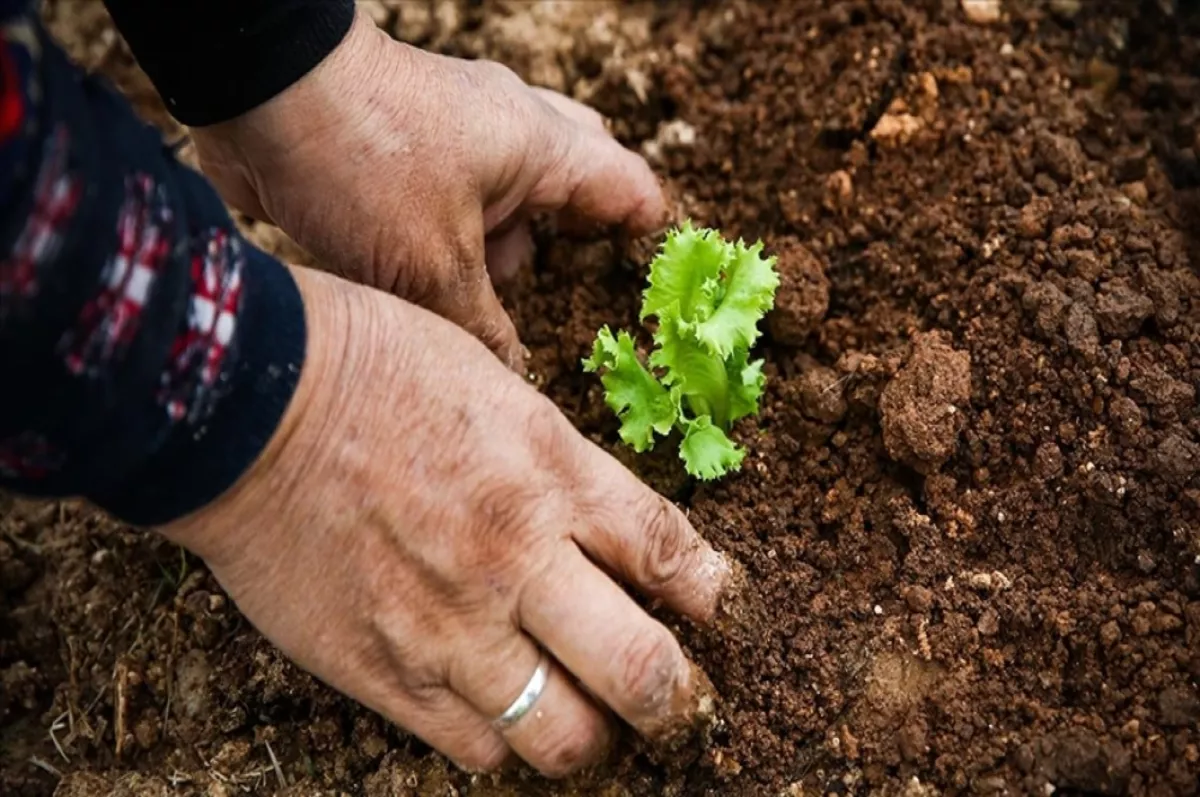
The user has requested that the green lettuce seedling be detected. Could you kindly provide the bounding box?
[583,222,779,479]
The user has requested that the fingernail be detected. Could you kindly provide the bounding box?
[695,548,733,622]
[645,662,720,764]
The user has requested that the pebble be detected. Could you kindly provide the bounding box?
[962,0,1002,24]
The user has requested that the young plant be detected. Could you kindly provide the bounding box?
[583,222,779,480]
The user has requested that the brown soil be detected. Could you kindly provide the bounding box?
[4,1,1199,795]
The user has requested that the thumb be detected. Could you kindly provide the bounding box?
[422,263,524,373]
[457,275,526,373]
[406,215,527,374]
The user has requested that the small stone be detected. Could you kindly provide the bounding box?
[974,775,1008,794]
[1131,613,1153,637]
[133,715,160,750]
[919,72,939,101]
[1154,433,1200,486]
[1121,181,1149,206]
[1067,249,1105,281]
[1158,686,1200,727]
[977,609,1000,636]
[871,113,924,147]
[1018,196,1053,239]
[823,170,854,210]
[1034,130,1087,184]
[1096,281,1154,338]
[644,119,698,165]
[968,572,994,591]
[1109,395,1143,435]
[962,0,1002,24]
[1050,223,1094,247]
[880,333,972,474]
[904,586,934,613]
[1022,281,1071,338]
[1152,612,1183,633]
[1063,303,1100,359]
[1014,743,1036,773]
[1034,442,1064,479]
[797,365,849,424]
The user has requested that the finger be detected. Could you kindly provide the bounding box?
[455,275,526,372]
[375,686,511,773]
[533,87,609,134]
[571,446,729,623]
[519,549,700,742]
[485,219,534,284]
[531,90,646,238]
[527,126,667,237]
[416,222,527,372]
[449,629,614,778]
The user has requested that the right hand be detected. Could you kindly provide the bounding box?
[191,9,667,372]
[160,268,728,777]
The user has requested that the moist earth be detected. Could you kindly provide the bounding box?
[3,1,1200,796]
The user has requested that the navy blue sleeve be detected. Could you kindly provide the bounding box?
[103,0,355,127]
[0,4,307,525]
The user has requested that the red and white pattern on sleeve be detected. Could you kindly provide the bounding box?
[0,430,62,479]
[59,173,172,376]
[159,229,245,423]
[0,126,80,318]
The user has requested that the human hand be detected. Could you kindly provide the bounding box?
[189,9,667,372]
[160,268,728,777]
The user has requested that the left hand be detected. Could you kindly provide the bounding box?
[161,267,726,777]
[189,8,667,371]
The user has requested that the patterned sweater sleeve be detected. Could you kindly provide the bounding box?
[0,2,306,526]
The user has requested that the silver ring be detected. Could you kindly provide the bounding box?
[492,651,549,730]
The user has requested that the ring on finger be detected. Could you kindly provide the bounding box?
[492,649,550,730]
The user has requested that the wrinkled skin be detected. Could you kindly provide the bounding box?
[162,268,730,777]
[190,9,667,371]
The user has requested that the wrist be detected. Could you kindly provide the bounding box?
[189,8,413,225]
[158,267,356,562]
[191,8,402,162]
[96,247,307,528]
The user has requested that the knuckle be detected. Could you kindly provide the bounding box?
[527,404,579,470]
[617,627,685,717]
[463,476,550,577]
[634,493,693,592]
[396,666,450,705]
[526,725,605,778]
[453,731,510,773]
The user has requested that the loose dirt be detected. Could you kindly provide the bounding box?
[3,1,1198,795]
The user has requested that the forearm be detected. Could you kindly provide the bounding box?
[102,0,355,126]
[0,3,306,525]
